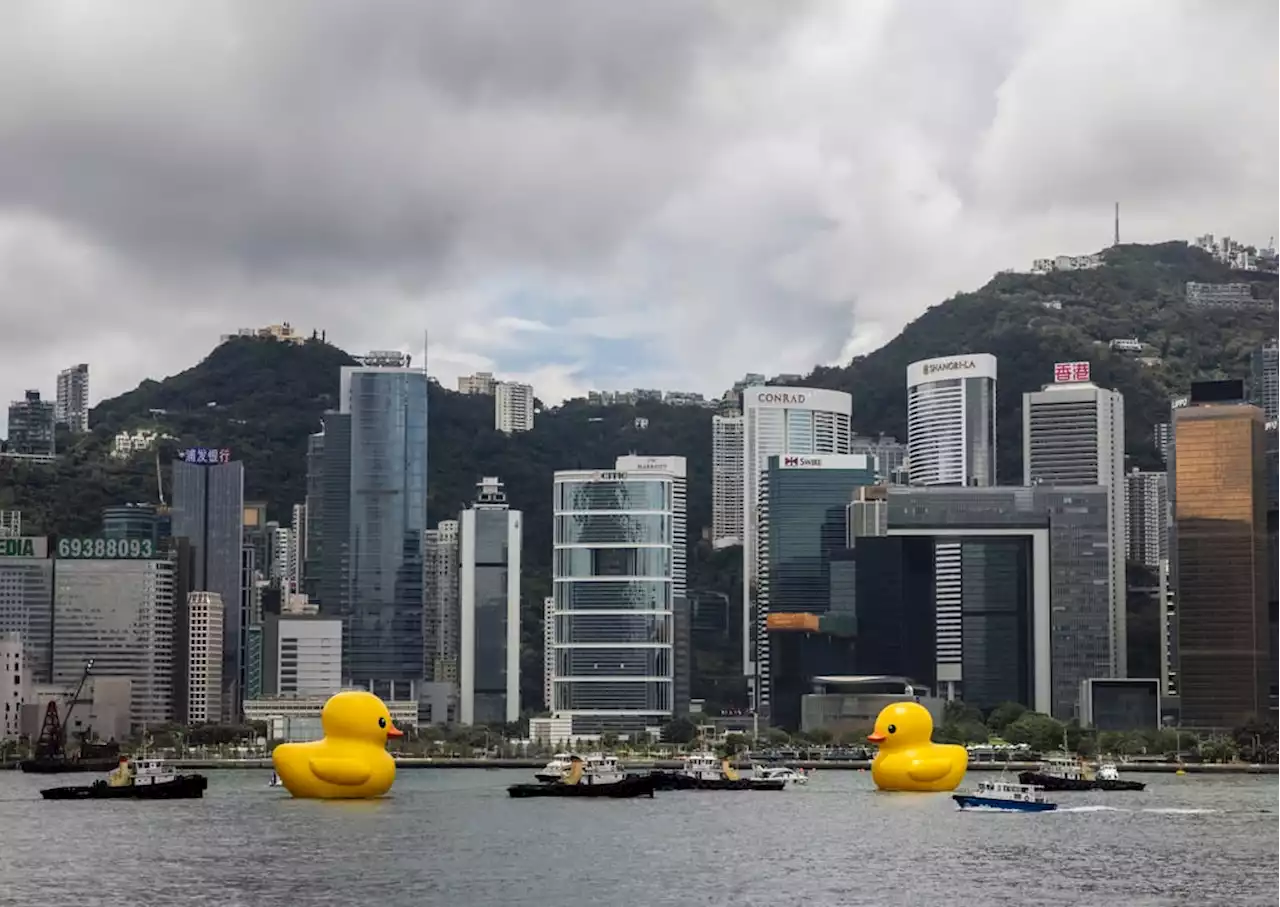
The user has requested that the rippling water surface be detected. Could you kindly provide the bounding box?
[0,769,1275,906]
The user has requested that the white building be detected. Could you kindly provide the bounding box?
[459,478,522,725]
[741,387,851,705]
[494,381,535,433]
[1124,469,1169,572]
[1023,368,1127,677]
[55,363,90,433]
[542,595,554,710]
[906,354,998,487]
[711,414,745,548]
[264,615,342,698]
[551,456,687,735]
[1,633,31,740]
[185,591,224,725]
[457,372,497,395]
[54,557,175,728]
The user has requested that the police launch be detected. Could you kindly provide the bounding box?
[923,359,977,376]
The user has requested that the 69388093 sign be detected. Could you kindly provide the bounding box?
[57,537,155,559]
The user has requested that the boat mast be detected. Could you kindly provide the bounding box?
[58,659,96,755]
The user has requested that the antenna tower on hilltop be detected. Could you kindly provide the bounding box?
[1114,202,1120,246]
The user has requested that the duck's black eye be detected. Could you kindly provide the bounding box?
[378,717,387,729]
[887,724,897,734]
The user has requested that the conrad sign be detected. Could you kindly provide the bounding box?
[756,391,806,405]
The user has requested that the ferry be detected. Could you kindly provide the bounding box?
[952,779,1057,813]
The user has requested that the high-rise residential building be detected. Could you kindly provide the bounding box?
[290,503,307,593]
[1124,469,1169,571]
[457,372,497,395]
[850,434,910,484]
[458,478,522,724]
[6,390,55,456]
[757,454,877,728]
[542,596,554,709]
[741,387,851,708]
[262,614,342,697]
[55,363,90,433]
[711,414,745,548]
[1174,398,1269,728]
[1023,370,1127,678]
[1250,339,1278,422]
[184,591,224,725]
[1,632,31,741]
[551,456,687,735]
[171,457,245,720]
[302,430,325,601]
[0,510,21,538]
[0,535,54,683]
[53,554,175,728]
[102,503,162,545]
[424,520,460,687]
[905,354,998,488]
[319,360,428,701]
[494,381,535,433]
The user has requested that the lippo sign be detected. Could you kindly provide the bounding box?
[1053,361,1091,383]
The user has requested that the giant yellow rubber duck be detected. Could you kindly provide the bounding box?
[272,690,403,799]
[866,701,967,792]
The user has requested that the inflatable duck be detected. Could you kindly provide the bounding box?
[272,690,402,799]
[866,701,967,792]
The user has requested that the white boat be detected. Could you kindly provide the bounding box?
[752,765,808,786]
[680,752,728,783]
[577,754,627,786]
[534,752,575,783]
[952,779,1057,813]
[268,771,284,787]
[1096,762,1121,782]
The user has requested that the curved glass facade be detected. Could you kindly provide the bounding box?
[551,466,685,733]
[906,358,996,488]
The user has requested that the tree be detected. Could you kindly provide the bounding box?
[723,733,749,754]
[805,728,834,745]
[660,718,697,745]
[1004,712,1065,753]
[986,701,1027,736]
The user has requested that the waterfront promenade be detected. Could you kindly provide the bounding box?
[7,757,1265,774]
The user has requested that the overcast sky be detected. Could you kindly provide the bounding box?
[1,0,1276,432]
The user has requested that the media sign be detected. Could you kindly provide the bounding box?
[0,536,48,559]
[178,447,232,464]
[1053,361,1091,383]
[57,537,156,559]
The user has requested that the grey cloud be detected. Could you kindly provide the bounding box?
[0,0,1274,426]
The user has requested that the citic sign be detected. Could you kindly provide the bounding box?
[756,392,806,405]
[923,359,976,377]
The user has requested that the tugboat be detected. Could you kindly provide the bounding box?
[1018,755,1145,792]
[40,756,209,800]
[953,779,1058,813]
[20,660,121,774]
[651,752,787,791]
[509,755,656,799]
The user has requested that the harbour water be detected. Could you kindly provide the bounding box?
[1,769,1275,906]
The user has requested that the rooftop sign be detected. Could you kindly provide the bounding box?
[0,537,48,559]
[743,386,853,415]
[178,447,232,464]
[906,354,997,388]
[57,537,156,559]
[777,454,873,471]
[1053,361,1091,383]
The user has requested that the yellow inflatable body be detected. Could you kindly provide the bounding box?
[866,701,967,792]
[272,690,402,799]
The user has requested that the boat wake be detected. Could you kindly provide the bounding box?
[1057,805,1219,815]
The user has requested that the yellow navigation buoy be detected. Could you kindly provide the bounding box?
[866,701,968,792]
[271,691,402,799]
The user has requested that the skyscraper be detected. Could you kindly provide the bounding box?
[905,354,998,487]
[711,414,745,548]
[1174,398,1269,728]
[184,591,224,725]
[55,363,90,433]
[740,387,852,709]
[1023,369,1127,678]
[1124,469,1169,571]
[458,478,522,724]
[327,358,428,700]
[1250,340,1278,422]
[423,519,460,689]
[0,535,53,683]
[494,381,535,433]
[551,456,687,735]
[171,457,245,720]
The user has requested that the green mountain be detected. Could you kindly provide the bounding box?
[1,240,1273,710]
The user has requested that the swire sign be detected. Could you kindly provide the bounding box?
[923,359,977,377]
[782,456,824,468]
[756,392,806,405]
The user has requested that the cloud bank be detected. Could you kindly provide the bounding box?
[0,0,1275,424]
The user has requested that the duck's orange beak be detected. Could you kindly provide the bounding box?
[386,726,404,738]
[866,731,886,743]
